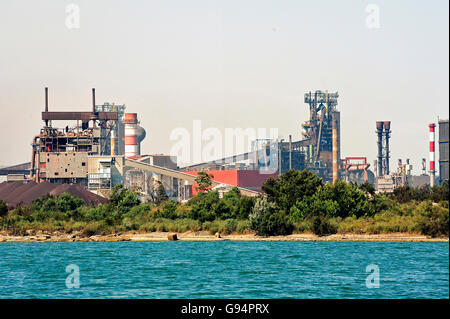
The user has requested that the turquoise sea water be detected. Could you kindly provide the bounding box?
[0,241,448,299]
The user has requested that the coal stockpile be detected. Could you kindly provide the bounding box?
[49,184,108,205]
[0,181,108,207]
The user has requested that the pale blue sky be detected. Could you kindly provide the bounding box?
[0,0,448,174]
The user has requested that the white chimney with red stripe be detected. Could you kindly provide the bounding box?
[429,123,436,187]
[124,113,139,157]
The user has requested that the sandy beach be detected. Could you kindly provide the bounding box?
[0,230,448,243]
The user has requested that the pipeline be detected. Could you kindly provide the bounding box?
[332,118,338,183]
[30,135,40,181]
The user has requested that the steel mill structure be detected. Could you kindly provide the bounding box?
[181,90,362,184]
[2,87,448,201]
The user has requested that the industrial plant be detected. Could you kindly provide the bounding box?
[0,88,448,203]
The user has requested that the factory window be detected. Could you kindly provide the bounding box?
[47,159,49,162]
[55,172,59,176]
[82,162,86,166]
[65,169,68,172]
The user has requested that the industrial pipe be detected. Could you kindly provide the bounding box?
[332,116,339,183]
[30,135,39,181]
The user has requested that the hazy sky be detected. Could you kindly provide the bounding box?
[0,0,448,174]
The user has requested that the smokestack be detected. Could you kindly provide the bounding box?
[124,113,139,157]
[384,121,391,175]
[110,126,116,156]
[376,121,384,177]
[92,88,96,128]
[92,88,96,113]
[44,87,49,127]
[429,123,436,187]
[332,115,339,183]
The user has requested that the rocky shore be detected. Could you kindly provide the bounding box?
[0,230,447,243]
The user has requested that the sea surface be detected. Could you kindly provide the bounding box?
[0,241,448,299]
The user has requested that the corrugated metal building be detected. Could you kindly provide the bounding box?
[439,119,449,183]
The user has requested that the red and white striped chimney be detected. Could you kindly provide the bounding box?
[429,123,436,187]
[124,113,139,157]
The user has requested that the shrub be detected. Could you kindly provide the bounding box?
[414,201,449,237]
[253,211,293,237]
[0,200,8,217]
[249,196,277,229]
[55,193,84,213]
[236,220,251,233]
[158,200,178,219]
[237,196,255,220]
[311,214,337,236]
[81,221,110,237]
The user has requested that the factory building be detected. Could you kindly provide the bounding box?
[439,119,449,184]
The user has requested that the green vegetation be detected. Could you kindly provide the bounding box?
[0,200,8,218]
[0,172,448,238]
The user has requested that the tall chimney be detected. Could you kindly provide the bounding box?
[92,88,96,113]
[124,113,139,157]
[429,123,436,187]
[44,87,49,127]
[110,125,116,156]
[376,121,384,177]
[384,121,391,175]
[92,88,96,127]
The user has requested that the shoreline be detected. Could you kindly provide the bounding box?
[0,230,448,243]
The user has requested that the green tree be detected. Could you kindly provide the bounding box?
[194,171,214,193]
[187,190,220,222]
[55,193,84,213]
[262,169,323,212]
[320,180,374,218]
[154,181,169,205]
[109,184,141,218]
[0,200,8,217]
[249,196,294,236]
